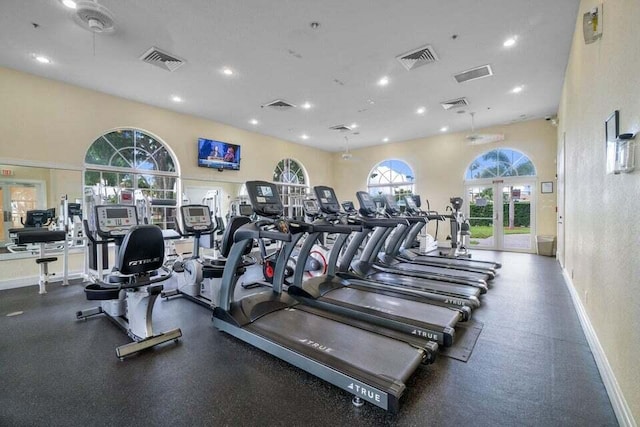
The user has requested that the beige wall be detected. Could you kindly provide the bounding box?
[0,66,334,186]
[332,119,558,241]
[558,0,640,421]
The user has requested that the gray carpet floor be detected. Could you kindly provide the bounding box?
[0,252,617,426]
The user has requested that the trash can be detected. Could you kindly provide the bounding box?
[536,235,556,256]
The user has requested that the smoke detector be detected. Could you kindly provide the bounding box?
[74,1,115,33]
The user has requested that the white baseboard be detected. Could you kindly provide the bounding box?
[562,268,637,427]
[0,272,84,292]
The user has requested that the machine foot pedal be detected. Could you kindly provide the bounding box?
[115,328,182,360]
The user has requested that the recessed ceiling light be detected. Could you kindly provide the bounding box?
[61,0,77,9]
[34,55,51,64]
[511,85,524,94]
[383,137,389,142]
[377,76,389,86]
[301,134,309,140]
[250,119,259,125]
[503,36,517,47]
[440,126,449,132]
[416,107,426,115]
[310,22,320,29]
[301,102,312,109]
[170,95,183,103]
[350,123,358,129]
[222,67,234,76]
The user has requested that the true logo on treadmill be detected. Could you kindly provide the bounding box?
[298,338,333,353]
[348,382,381,402]
[128,257,161,266]
[444,298,464,306]
[411,329,439,340]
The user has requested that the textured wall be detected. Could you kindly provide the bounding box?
[331,119,558,241]
[558,0,640,421]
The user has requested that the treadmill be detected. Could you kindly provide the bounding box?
[212,181,432,413]
[383,195,498,277]
[398,195,501,271]
[354,192,490,292]
[316,188,482,309]
[287,195,466,348]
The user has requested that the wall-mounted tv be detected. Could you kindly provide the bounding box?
[197,138,241,170]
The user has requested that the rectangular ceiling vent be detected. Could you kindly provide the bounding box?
[396,44,439,71]
[139,47,185,72]
[261,99,296,111]
[441,97,469,110]
[329,124,352,132]
[454,64,493,83]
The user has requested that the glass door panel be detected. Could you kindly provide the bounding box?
[467,185,495,249]
[501,184,534,251]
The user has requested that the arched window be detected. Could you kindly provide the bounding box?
[84,129,179,229]
[273,158,309,218]
[465,148,536,180]
[367,159,415,198]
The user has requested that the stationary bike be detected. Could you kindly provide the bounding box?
[76,204,182,360]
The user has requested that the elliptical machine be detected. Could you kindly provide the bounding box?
[76,204,182,360]
[441,197,471,258]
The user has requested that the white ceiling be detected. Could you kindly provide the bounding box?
[0,0,579,152]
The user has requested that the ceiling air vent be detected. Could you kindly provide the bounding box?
[441,97,469,110]
[261,99,296,111]
[139,47,185,72]
[329,125,352,132]
[396,45,439,71]
[454,65,493,83]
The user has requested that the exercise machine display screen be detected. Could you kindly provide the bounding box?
[95,205,138,236]
[303,200,320,215]
[341,201,356,213]
[313,186,341,214]
[246,181,283,217]
[404,196,418,210]
[181,205,213,232]
[356,191,379,216]
[238,204,253,217]
[106,208,132,219]
[257,186,273,198]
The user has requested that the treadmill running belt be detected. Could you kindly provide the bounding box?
[391,262,489,282]
[323,287,459,328]
[252,307,423,383]
[368,272,480,298]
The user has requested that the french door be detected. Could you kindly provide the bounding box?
[465,180,535,252]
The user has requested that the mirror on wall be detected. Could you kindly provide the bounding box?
[181,179,245,221]
[0,165,245,260]
[0,164,83,258]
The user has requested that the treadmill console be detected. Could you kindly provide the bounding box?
[404,196,420,215]
[238,203,253,217]
[341,201,356,214]
[246,181,283,218]
[95,205,138,237]
[411,194,422,208]
[313,186,341,214]
[181,205,214,232]
[356,191,377,216]
[67,203,83,219]
[302,199,320,216]
[382,194,401,216]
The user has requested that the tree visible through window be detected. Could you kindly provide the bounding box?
[84,129,179,229]
[465,148,536,180]
[367,159,415,200]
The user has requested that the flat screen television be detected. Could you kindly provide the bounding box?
[198,138,241,170]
